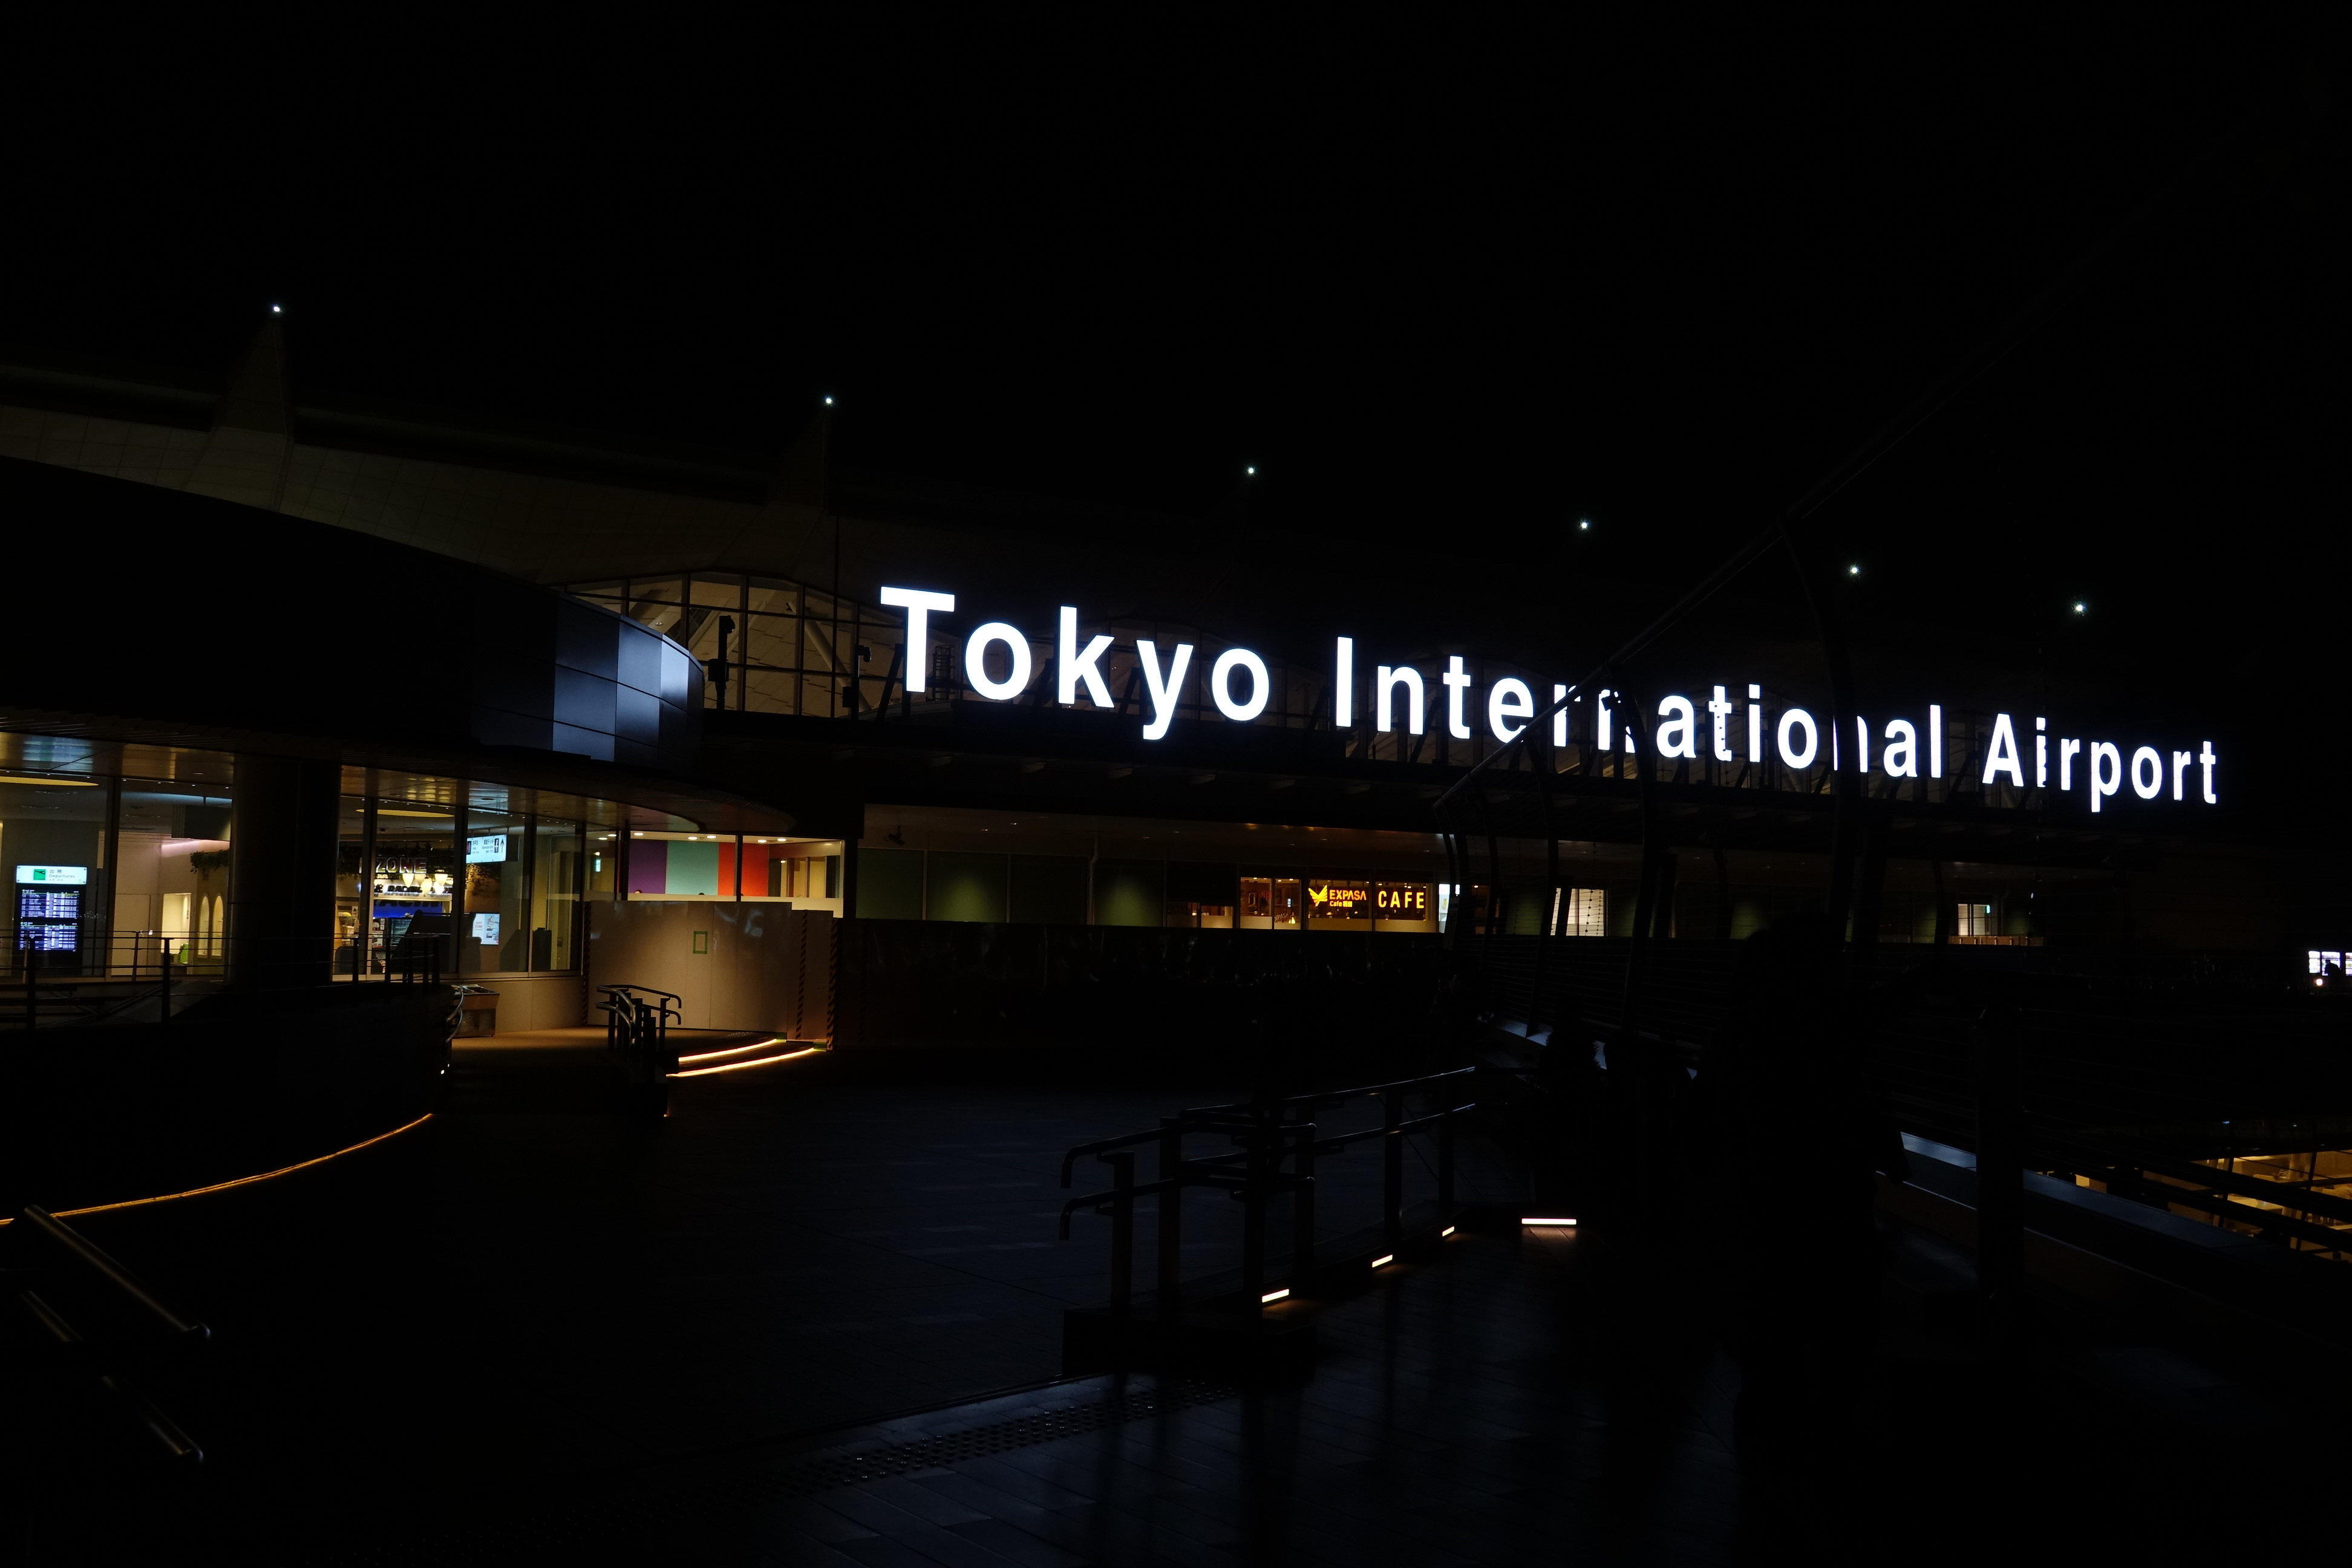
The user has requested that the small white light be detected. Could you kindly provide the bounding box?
[1371,1254,1394,1269]
[1246,465,1256,476]
[270,304,283,313]
[1259,1287,1289,1304]
[1847,564,1860,576]
[1578,520,1589,530]
[2074,602,2086,613]
[1520,1217,1577,1227]
[1441,1226,1456,1238]
[823,395,834,405]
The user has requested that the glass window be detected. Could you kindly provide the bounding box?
[461,808,529,974]
[531,818,581,971]
[370,802,457,976]
[626,829,737,901]
[117,779,233,975]
[588,825,619,897]
[4,773,112,976]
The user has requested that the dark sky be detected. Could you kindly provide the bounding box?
[6,17,2344,675]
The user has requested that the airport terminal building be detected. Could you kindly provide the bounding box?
[0,314,2308,1067]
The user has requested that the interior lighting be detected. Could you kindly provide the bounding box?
[1578,520,1589,530]
[1520,1217,1577,1227]
[0,1113,433,1226]
[1441,1226,1457,1238]
[377,809,449,818]
[270,304,282,313]
[0,775,99,787]
[668,1046,822,1079]
[1847,564,1860,576]
[2073,602,2087,614]
[1245,465,1256,476]
[1371,1254,1395,1269]
[1259,1287,1290,1304]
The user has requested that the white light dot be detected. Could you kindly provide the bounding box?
[1578,520,1589,531]
[1847,564,1860,575]
[270,304,282,313]
[2074,602,2086,613]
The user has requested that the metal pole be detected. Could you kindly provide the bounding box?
[1383,1088,1405,1249]
[1107,1152,1135,1317]
[1975,1003,2024,1347]
[1438,1103,1456,1211]
[1242,1114,1268,1302]
[1292,1114,1316,1279]
[1158,1118,1184,1307]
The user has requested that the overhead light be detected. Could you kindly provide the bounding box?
[1371,1254,1394,1269]
[1847,564,1860,576]
[1259,1287,1290,1304]
[1441,1226,1457,1238]
[0,775,98,787]
[377,808,448,818]
[1520,1217,1577,1227]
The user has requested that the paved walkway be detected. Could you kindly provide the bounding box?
[20,1057,2334,1563]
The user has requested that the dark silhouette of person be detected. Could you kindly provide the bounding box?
[1699,913,1910,1463]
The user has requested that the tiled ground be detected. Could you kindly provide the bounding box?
[19,1056,2336,1564]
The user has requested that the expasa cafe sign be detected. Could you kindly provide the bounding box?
[881,586,2220,814]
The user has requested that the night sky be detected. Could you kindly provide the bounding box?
[5,19,2344,735]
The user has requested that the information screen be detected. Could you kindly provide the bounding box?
[466,834,509,864]
[15,864,87,885]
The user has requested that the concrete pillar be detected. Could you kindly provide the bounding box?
[228,754,340,990]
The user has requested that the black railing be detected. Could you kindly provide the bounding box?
[598,984,681,1118]
[2,930,450,1027]
[1058,1067,1477,1316]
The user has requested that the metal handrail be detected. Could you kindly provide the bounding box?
[16,1207,207,1341]
[1058,1067,1479,1316]
[11,1206,209,1466]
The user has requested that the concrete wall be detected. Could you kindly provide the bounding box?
[473,972,588,1033]
[585,901,834,1037]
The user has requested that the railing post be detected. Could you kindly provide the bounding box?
[159,935,171,1025]
[1158,1118,1184,1308]
[1383,1088,1405,1249]
[1975,1004,2024,1348]
[1438,1100,1457,1211]
[1106,1151,1135,1317]
[1292,1112,1316,1279]
[1241,1112,1268,1304]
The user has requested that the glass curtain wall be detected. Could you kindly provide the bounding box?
[460,807,529,975]
[365,803,457,975]
[114,777,234,975]
[2,773,113,975]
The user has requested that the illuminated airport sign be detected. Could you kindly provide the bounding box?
[15,864,87,884]
[880,585,2221,812]
[466,834,509,864]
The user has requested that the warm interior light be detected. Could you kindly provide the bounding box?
[0,775,99,787]
[1441,1226,1457,1238]
[668,1045,822,1079]
[1259,1287,1290,1304]
[1371,1254,1394,1269]
[1520,1217,1578,1227]
[376,808,450,818]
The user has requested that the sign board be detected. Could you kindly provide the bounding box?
[1375,883,1432,919]
[879,581,2226,815]
[15,864,87,885]
[466,834,509,864]
[1307,879,1371,920]
[471,912,500,946]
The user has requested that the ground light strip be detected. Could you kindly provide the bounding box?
[0,1112,436,1226]
[1521,1217,1578,1227]
[669,1045,822,1079]
[675,1037,791,1064]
